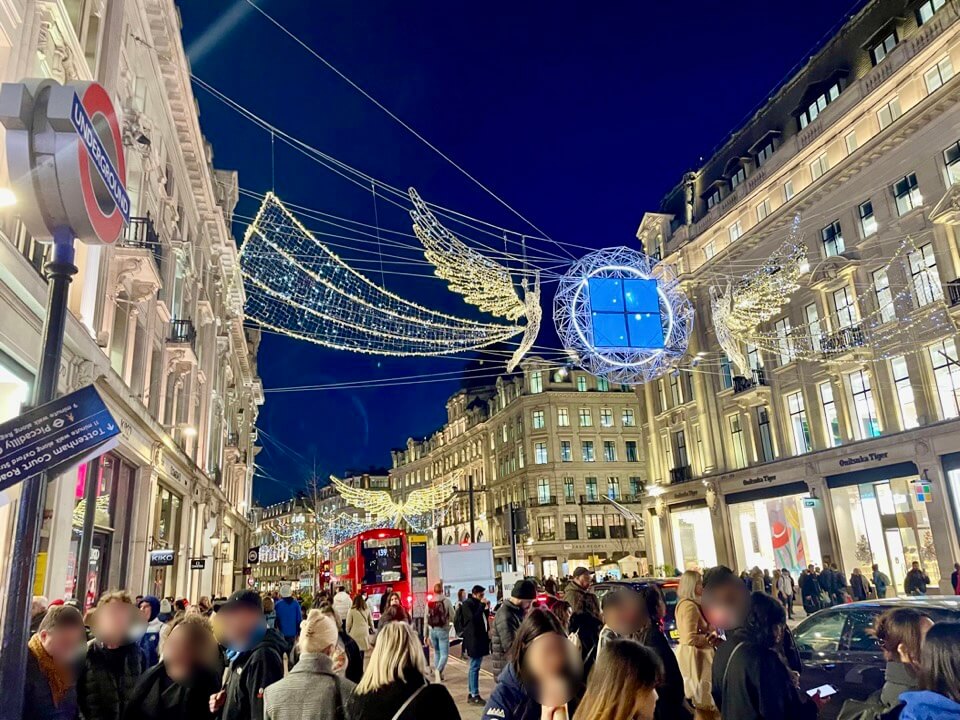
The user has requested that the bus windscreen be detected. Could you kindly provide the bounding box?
[361,537,404,584]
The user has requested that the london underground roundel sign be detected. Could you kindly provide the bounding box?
[0,78,129,244]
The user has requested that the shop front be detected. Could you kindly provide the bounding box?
[150,485,183,597]
[669,503,717,571]
[648,483,721,574]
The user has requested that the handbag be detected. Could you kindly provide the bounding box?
[392,682,429,720]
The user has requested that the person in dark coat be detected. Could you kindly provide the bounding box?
[563,568,601,619]
[904,562,930,596]
[799,565,822,613]
[274,583,303,650]
[124,615,221,720]
[25,604,87,720]
[712,592,822,720]
[349,620,460,720]
[850,568,871,601]
[78,591,148,720]
[492,580,535,675]
[637,586,693,720]
[137,595,163,668]
[209,589,287,720]
[455,584,491,705]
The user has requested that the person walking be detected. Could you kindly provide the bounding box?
[426,581,455,682]
[638,585,693,720]
[564,567,601,619]
[777,569,796,620]
[316,602,364,684]
[492,579,536,675]
[904,561,931,596]
[209,589,287,720]
[275,583,304,653]
[263,596,277,629]
[346,593,374,656]
[263,610,356,720]
[799,564,822,615]
[78,591,148,720]
[25,604,87,720]
[124,615,222,720]
[850,567,871,601]
[872,564,890,599]
[333,586,352,630]
[454,584,490,706]
[137,595,163,667]
[675,570,718,719]
[577,637,662,720]
[349,620,460,720]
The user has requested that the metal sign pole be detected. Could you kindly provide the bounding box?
[0,230,77,720]
[74,453,102,603]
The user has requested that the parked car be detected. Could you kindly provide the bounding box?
[592,578,681,643]
[793,597,960,720]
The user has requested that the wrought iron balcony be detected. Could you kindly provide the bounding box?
[167,318,196,345]
[529,495,558,507]
[947,279,960,306]
[119,216,162,272]
[670,465,694,484]
[821,324,866,355]
[619,493,644,504]
[579,494,603,505]
[732,368,769,394]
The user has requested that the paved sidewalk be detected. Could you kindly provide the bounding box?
[433,653,497,720]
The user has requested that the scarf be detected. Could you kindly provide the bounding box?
[28,633,71,706]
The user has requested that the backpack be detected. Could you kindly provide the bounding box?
[427,599,449,628]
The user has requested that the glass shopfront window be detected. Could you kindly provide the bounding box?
[833,475,940,593]
[669,506,717,572]
[729,493,822,575]
[151,486,182,597]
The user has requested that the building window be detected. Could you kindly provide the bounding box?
[704,240,716,261]
[799,82,841,129]
[848,369,881,440]
[537,516,556,541]
[579,408,592,427]
[775,317,794,365]
[917,0,946,25]
[858,200,877,237]
[870,31,897,65]
[821,220,844,257]
[577,376,588,392]
[564,514,578,539]
[893,173,922,215]
[756,139,776,167]
[557,408,570,427]
[625,440,639,462]
[729,414,748,469]
[891,356,919,430]
[537,477,552,504]
[585,514,605,539]
[670,373,682,406]
[530,371,543,394]
[622,408,635,427]
[909,243,942,307]
[673,429,689,469]
[872,269,896,324]
[756,198,771,222]
[596,377,609,391]
[532,410,545,429]
[786,391,812,455]
[563,477,575,503]
[720,355,733,389]
[609,515,628,538]
[600,408,613,427]
[706,188,721,210]
[747,343,764,370]
[560,440,572,462]
[810,153,830,180]
[833,286,858,328]
[818,382,842,447]
[534,442,548,465]
[607,476,621,500]
[929,339,960,419]
[877,97,902,130]
[585,477,598,501]
[924,56,954,94]
[757,406,775,462]
[845,130,859,155]
[784,180,795,201]
[944,141,960,185]
[730,165,747,190]
[582,441,595,463]
[729,221,743,242]
[603,441,617,462]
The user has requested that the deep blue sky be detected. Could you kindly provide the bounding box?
[178,1,859,505]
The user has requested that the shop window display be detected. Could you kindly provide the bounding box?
[669,506,718,571]
[729,494,822,575]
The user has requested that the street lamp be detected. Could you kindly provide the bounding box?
[0,187,15,207]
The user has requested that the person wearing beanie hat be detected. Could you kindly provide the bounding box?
[137,596,163,667]
[491,579,536,675]
[158,598,174,623]
[274,583,303,654]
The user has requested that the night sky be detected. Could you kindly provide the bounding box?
[178,1,860,505]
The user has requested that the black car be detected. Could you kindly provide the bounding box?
[592,578,681,644]
[793,597,960,720]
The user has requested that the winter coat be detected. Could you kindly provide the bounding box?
[275,597,304,639]
[840,661,919,720]
[122,662,220,720]
[850,573,870,601]
[799,571,821,599]
[220,628,288,720]
[675,598,716,711]
[899,690,960,720]
[641,625,693,720]
[263,653,355,720]
[482,663,541,720]
[455,595,490,659]
[77,639,147,720]
[339,630,364,685]
[346,607,373,652]
[874,571,890,597]
[562,580,600,620]
[491,601,524,674]
[333,592,352,625]
[712,628,818,720]
[904,569,930,595]
[25,649,79,720]
[348,669,459,720]
[139,617,163,668]
[777,574,796,598]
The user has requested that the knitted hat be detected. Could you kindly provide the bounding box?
[511,579,537,601]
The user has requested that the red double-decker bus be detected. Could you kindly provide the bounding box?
[329,528,411,620]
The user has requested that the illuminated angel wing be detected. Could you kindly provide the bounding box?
[329,475,396,518]
[711,284,749,375]
[409,188,526,321]
[396,471,459,517]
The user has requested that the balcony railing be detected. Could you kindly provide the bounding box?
[821,324,866,355]
[732,368,769,394]
[168,318,196,345]
[670,465,694,484]
[529,495,558,507]
[580,494,603,505]
[619,494,644,504]
[119,216,162,272]
[947,279,960,306]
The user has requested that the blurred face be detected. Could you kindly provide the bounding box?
[137,602,152,621]
[525,633,575,706]
[40,626,86,667]
[218,607,262,648]
[163,626,197,682]
[519,599,534,612]
[703,581,748,631]
[633,687,658,720]
[92,601,137,646]
[695,580,703,597]
[912,562,920,571]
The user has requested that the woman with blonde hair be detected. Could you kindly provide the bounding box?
[263,610,354,720]
[675,570,718,719]
[577,637,661,720]
[349,620,459,720]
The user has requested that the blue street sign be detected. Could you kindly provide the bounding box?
[69,92,130,224]
[0,384,120,493]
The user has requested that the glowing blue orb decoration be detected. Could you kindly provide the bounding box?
[554,247,694,385]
